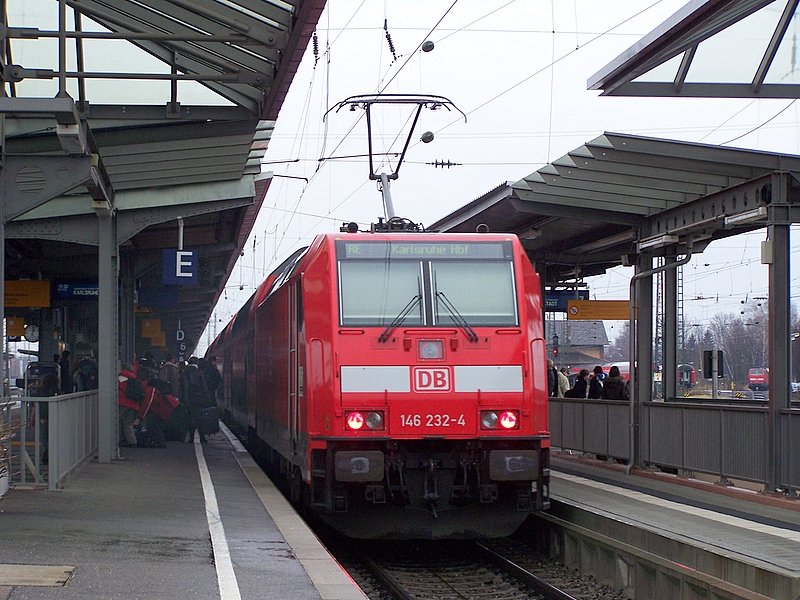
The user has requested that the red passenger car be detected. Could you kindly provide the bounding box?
[208,229,550,539]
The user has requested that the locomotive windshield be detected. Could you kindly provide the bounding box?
[337,240,518,327]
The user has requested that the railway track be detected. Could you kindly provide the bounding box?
[337,539,628,600]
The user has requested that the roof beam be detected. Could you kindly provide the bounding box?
[599,82,800,99]
[640,173,775,241]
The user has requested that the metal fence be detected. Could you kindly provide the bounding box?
[549,398,800,493]
[13,391,99,491]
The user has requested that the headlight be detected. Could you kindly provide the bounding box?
[365,411,384,430]
[481,411,499,429]
[418,339,444,360]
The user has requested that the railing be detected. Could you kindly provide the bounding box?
[14,391,99,491]
[549,397,800,493]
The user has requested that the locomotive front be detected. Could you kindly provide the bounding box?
[309,232,550,539]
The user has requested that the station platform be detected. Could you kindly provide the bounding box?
[549,452,800,600]
[0,424,367,600]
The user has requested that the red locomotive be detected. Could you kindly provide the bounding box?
[208,225,550,539]
[748,367,769,391]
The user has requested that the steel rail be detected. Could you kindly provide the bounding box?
[475,542,581,600]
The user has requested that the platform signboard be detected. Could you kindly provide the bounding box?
[567,299,630,320]
[162,249,197,285]
[5,280,50,307]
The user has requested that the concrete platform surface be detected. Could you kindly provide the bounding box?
[550,453,800,599]
[0,425,367,600]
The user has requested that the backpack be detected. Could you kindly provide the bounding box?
[183,367,209,406]
[150,378,173,396]
[125,378,144,404]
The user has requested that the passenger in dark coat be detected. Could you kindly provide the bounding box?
[546,359,557,397]
[59,350,72,393]
[602,366,629,400]
[199,355,222,404]
[565,369,589,398]
[588,365,604,399]
[180,357,210,443]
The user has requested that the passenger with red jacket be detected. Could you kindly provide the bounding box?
[118,364,144,447]
[137,369,179,448]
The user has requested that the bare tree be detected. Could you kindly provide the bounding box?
[706,307,767,385]
[605,321,629,362]
[680,328,699,365]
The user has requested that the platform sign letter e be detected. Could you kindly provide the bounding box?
[413,367,451,392]
[163,249,197,285]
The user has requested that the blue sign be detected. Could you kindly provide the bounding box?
[162,250,197,285]
[545,289,589,312]
[138,287,178,308]
[55,282,98,300]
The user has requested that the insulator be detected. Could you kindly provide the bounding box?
[384,19,398,61]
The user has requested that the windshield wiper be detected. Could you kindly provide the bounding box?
[378,295,421,343]
[435,291,478,343]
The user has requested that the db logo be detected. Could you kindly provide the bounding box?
[413,367,451,392]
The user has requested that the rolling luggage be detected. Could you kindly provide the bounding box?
[199,406,219,436]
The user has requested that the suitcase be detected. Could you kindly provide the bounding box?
[199,406,220,436]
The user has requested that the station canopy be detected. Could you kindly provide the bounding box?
[429,132,800,284]
[3,0,325,351]
[588,0,800,98]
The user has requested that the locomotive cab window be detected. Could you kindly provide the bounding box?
[432,261,516,326]
[339,260,423,326]
[336,240,518,327]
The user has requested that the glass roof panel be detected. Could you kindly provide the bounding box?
[8,0,248,106]
[631,53,684,83]
[764,8,800,83]
[685,2,783,83]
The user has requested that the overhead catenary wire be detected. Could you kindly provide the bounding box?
[236,1,800,340]
[248,1,681,297]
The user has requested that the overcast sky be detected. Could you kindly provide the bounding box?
[199,0,800,350]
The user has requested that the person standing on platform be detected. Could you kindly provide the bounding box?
[179,357,209,443]
[546,359,558,397]
[602,366,629,400]
[159,354,184,440]
[137,369,172,448]
[158,354,180,397]
[565,369,589,398]
[199,355,222,405]
[59,350,72,394]
[588,365,605,399]
[73,354,98,391]
[556,367,570,398]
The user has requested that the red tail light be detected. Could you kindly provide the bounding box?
[345,411,385,431]
[499,410,518,429]
[480,410,520,430]
[346,412,365,430]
